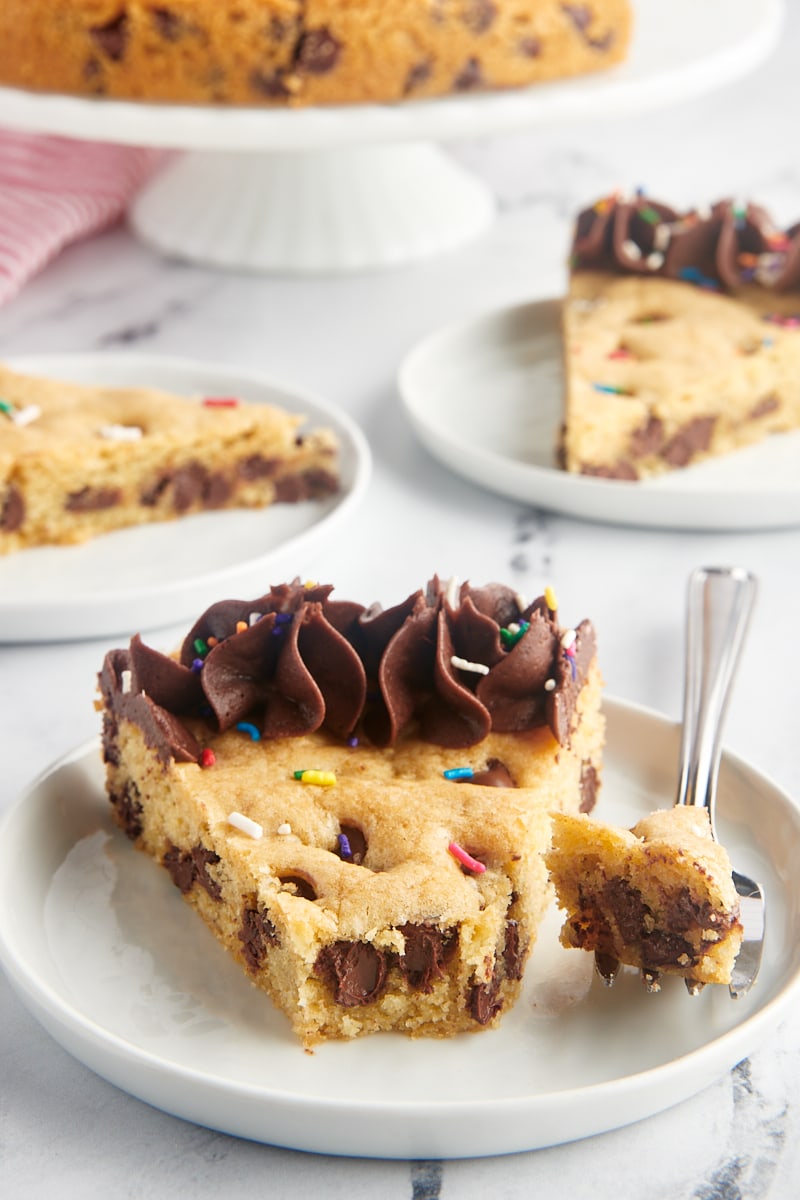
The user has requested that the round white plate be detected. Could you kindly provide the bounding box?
[399,299,800,531]
[0,697,798,1160]
[0,354,371,643]
[0,0,783,151]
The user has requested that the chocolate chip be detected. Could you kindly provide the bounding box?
[468,757,516,787]
[314,941,389,1006]
[239,904,279,971]
[295,28,341,75]
[140,472,172,506]
[237,454,280,480]
[273,468,338,503]
[404,59,433,95]
[628,415,665,458]
[0,485,24,533]
[278,873,318,901]
[463,0,497,34]
[151,8,185,41]
[502,918,525,981]
[250,70,291,99]
[561,4,592,33]
[603,876,650,942]
[454,57,484,91]
[202,472,232,508]
[163,842,222,900]
[109,779,143,840]
[579,761,598,813]
[661,416,716,467]
[748,393,780,420]
[65,486,122,512]
[519,37,542,58]
[579,460,639,481]
[397,924,458,992]
[90,14,129,62]
[468,975,503,1024]
[171,462,209,512]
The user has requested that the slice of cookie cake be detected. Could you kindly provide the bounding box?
[97,577,604,1048]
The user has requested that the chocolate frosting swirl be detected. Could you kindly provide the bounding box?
[99,578,596,764]
[571,192,800,293]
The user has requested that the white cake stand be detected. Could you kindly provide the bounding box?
[0,0,783,273]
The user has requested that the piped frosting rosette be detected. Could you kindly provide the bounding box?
[99,578,596,763]
[571,192,800,293]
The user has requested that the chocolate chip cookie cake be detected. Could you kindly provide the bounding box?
[0,363,339,555]
[98,577,604,1047]
[0,1,632,108]
[561,193,800,480]
[546,806,744,989]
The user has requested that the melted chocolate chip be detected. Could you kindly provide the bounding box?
[278,874,318,901]
[140,472,172,507]
[748,393,780,420]
[109,779,143,840]
[250,70,291,99]
[468,758,516,787]
[603,876,650,942]
[239,904,279,971]
[163,843,222,900]
[454,57,484,91]
[65,485,122,512]
[314,941,388,1006]
[404,60,433,95]
[397,924,458,992]
[463,0,497,34]
[151,8,185,41]
[519,36,542,58]
[0,485,24,533]
[295,28,341,74]
[579,460,639,481]
[90,14,129,61]
[579,761,598,813]
[661,416,716,467]
[172,462,210,512]
[237,454,280,479]
[468,976,503,1025]
[628,415,665,459]
[503,918,525,981]
[561,4,592,33]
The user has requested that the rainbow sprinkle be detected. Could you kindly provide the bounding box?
[293,769,337,786]
[200,748,216,768]
[451,655,490,676]
[236,722,261,741]
[202,396,239,407]
[443,767,474,781]
[448,841,486,874]
[592,382,632,396]
[500,619,529,649]
[544,585,558,612]
[337,832,353,860]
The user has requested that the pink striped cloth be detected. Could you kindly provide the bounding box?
[0,129,167,306]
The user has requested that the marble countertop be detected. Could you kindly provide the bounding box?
[3,7,800,1197]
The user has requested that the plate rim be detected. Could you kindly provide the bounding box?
[398,296,800,532]
[2,694,800,1158]
[0,351,372,641]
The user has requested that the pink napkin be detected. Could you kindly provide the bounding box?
[0,128,167,306]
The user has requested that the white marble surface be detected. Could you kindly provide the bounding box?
[3,7,800,1196]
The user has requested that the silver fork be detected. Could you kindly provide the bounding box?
[596,565,766,999]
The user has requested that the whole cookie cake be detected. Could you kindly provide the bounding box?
[561,192,800,480]
[0,1,632,107]
[97,576,605,1047]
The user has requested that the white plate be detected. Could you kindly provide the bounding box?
[399,300,800,531]
[0,354,371,643]
[0,697,798,1160]
[0,0,783,150]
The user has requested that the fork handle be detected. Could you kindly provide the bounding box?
[675,566,757,830]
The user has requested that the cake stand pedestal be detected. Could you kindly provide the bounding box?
[0,0,784,274]
[130,142,495,273]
